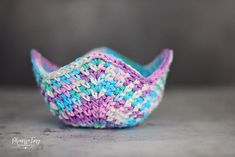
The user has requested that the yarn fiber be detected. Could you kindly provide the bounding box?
[31,47,173,128]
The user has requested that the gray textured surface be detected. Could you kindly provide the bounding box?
[0,86,235,157]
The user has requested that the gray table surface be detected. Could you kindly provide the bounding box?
[0,86,235,157]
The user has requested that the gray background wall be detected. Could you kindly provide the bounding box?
[1,0,235,86]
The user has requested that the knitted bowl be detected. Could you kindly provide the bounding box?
[31,47,173,128]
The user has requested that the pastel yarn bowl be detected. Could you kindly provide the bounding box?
[31,47,173,128]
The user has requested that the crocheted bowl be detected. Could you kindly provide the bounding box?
[31,47,173,128]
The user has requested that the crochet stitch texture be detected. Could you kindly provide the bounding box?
[31,47,173,128]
